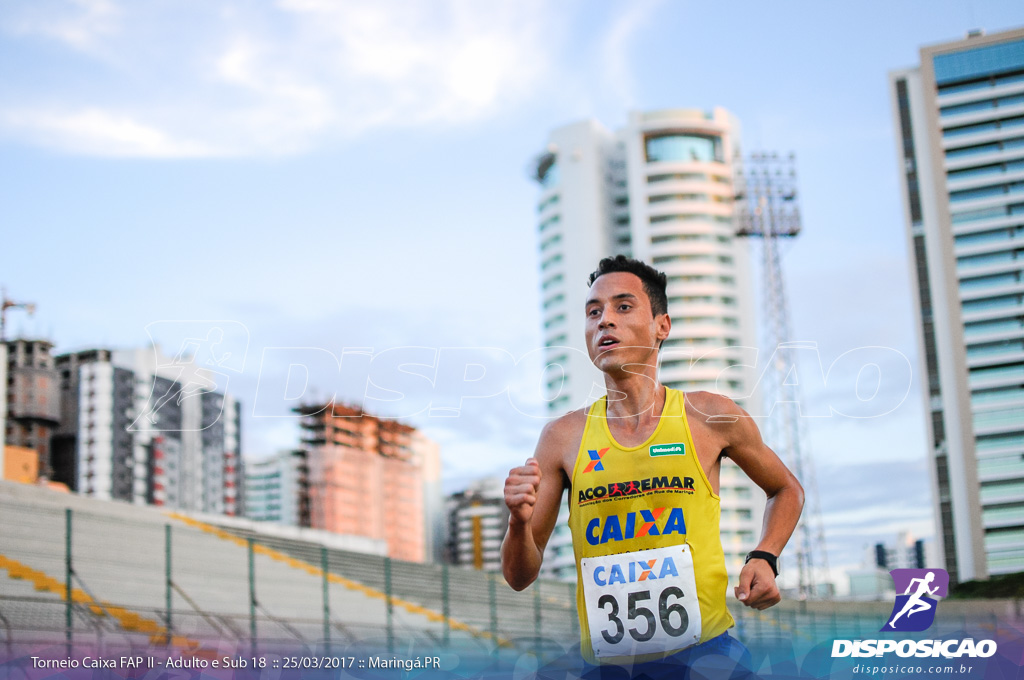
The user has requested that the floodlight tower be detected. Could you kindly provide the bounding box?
[733,153,830,599]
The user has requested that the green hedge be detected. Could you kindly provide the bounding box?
[948,571,1024,599]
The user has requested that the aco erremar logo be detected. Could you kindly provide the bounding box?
[881,568,949,632]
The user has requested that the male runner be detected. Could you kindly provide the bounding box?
[502,255,804,675]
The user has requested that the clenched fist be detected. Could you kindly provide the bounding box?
[734,559,781,610]
[504,458,542,525]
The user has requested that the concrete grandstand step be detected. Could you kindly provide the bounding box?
[209,518,579,645]
[0,550,199,651]
[165,515,468,644]
[0,481,576,654]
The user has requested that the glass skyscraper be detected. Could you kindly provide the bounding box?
[891,27,1024,583]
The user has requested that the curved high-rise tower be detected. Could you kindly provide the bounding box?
[532,108,764,583]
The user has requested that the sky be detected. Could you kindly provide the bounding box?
[1,0,1022,589]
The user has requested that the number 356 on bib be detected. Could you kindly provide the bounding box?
[580,544,701,658]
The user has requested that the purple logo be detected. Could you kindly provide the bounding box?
[881,568,949,632]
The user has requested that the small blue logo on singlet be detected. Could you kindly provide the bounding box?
[584,448,609,473]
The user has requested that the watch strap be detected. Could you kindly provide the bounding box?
[745,550,779,577]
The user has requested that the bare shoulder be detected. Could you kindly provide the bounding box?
[536,406,588,476]
[684,390,760,446]
[683,390,747,425]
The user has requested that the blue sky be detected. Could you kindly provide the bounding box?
[2,0,1022,586]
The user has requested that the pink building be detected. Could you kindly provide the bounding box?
[298,402,441,563]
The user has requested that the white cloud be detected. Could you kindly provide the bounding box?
[0,0,564,157]
[2,108,214,157]
[271,0,555,130]
[601,0,664,107]
[6,0,119,53]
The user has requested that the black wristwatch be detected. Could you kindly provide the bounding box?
[745,550,779,577]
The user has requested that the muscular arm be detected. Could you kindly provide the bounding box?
[500,415,579,591]
[711,396,805,609]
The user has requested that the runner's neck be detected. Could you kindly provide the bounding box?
[604,381,667,432]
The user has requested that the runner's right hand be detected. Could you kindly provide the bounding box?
[504,458,542,525]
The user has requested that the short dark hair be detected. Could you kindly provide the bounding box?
[587,255,668,317]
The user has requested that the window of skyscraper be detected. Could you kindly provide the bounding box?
[938,71,1024,96]
[948,161,1024,182]
[540,161,559,188]
[933,38,1024,85]
[951,182,1024,204]
[963,295,1024,314]
[645,134,721,163]
[952,205,1013,224]
[534,151,560,188]
[951,117,1024,140]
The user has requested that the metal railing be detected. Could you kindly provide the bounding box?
[0,502,578,660]
[0,500,1017,665]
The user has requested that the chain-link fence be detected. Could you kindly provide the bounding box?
[0,497,580,661]
[1,494,1017,665]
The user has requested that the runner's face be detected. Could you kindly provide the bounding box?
[585,272,669,373]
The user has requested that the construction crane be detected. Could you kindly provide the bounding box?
[1,288,36,342]
[733,152,831,599]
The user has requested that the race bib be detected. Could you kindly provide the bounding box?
[580,544,701,658]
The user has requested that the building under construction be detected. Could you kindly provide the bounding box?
[295,401,444,564]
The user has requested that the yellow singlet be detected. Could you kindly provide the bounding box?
[568,387,733,664]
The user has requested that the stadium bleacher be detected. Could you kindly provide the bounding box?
[0,480,577,661]
[1,480,1018,671]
